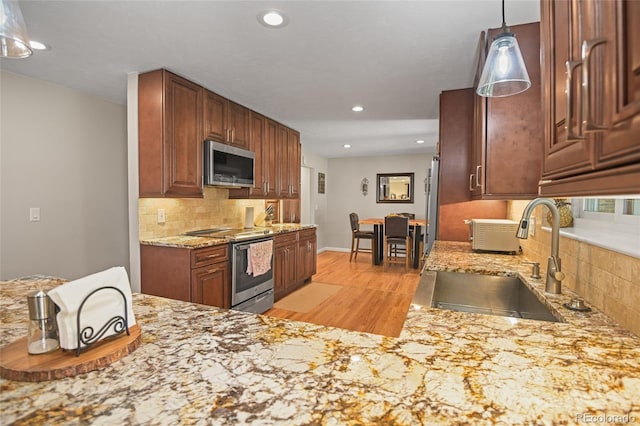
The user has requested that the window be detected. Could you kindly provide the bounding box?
[578,197,640,225]
[567,197,640,258]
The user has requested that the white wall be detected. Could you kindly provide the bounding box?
[325,153,433,250]
[300,149,328,250]
[0,71,129,280]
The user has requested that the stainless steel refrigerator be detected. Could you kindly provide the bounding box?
[424,156,439,254]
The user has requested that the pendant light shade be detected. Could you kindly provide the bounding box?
[476,1,530,97]
[0,0,33,58]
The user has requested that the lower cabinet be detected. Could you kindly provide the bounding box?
[297,229,317,283]
[274,228,317,301]
[140,244,230,308]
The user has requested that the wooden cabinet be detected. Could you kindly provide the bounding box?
[282,199,300,223]
[437,88,508,242]
[275,125,301,199]
[273,228,316,301]
[296,229,317,283]
[470,22,544,199]
[439,88,474,204]
[539,0,640,195]
[203,90,250,150]
[273,232,298,300]
[229,113,278,199]
[140,244,230,308]
[229,118,299,201]
[139,69,203,198]
[139,68,302,200]
[288,130,301,198]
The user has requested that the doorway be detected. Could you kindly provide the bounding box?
[301,166,313,224]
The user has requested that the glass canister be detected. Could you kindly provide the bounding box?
[27,290,60,354]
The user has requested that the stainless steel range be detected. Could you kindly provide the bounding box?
[185,228,274,314]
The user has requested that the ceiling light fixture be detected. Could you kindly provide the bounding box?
[258,10,288,28]
[0,0,33,58]
[344,144,351,148]
[351,105,364,112]
[416,140,425,144]
[476,0,530,97]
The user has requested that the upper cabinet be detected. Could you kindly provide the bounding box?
[540,0,640,196]
[139,69,203,198]
[203,90,250,150]
[274,124,301,199]
[471,22,544,199]
[139,68,301,200]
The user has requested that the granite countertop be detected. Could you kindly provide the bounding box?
[1,241,639,424]
[140,224,317,249]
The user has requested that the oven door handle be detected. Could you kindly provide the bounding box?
[233,238,273,251]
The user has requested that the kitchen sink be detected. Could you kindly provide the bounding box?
[413,271,560,323]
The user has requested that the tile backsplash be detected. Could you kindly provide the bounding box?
[508,201,640,337]
[139,187,265,240]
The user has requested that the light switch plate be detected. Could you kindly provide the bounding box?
[29,207,40,222]
[157,209,166,224]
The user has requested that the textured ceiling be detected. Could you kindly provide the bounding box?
[1,1,540,158]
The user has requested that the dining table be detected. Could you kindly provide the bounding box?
[359,217,427,269]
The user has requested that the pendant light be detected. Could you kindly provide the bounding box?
[476,0,530,97]
[0,0,33,58]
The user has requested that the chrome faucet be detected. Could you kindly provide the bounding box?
[516,198,565,294]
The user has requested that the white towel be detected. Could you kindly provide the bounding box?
[48,266,136,350]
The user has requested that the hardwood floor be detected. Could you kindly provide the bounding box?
[263,251,421,337]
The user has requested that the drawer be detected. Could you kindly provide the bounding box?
[191,244,229,268]
[298,228,316,240]
[274,231,298,247]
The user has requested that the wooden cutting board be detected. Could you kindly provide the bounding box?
[0,324,141,382]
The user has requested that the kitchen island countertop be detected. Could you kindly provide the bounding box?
[1,241,639,424]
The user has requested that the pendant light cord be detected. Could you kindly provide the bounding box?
[501,0,509,33]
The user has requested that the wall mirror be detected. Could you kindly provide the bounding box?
[376,173,414,203]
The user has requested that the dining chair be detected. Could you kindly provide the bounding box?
[396,213,416,219]
[384,215,412,269]
[349,213,374,262]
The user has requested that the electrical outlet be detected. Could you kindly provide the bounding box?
[29,207,40,222]
[157,209,166,224]
[530,216,536,236]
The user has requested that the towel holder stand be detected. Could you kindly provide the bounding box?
[76,286,130,356]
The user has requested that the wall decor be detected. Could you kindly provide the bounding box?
[361,178,369,196]
[376,173,414,203]
[318,172,325,194]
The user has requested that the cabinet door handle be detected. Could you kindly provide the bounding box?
[205,254,222,259]
[475,165,482,188]
[206,268,219,274]
[581,38,608,133]
[231,128,235,143]
[469,174,475,192]
[565,59,585,141]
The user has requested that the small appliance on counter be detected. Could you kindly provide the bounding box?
[466,219,520,254]
[27,291,59,355]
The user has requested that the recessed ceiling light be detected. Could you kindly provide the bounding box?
[416,140,425,144]
[343,144,351,148]
[29,40,50,51]
[258,10,288,28]
[351,105,364,112]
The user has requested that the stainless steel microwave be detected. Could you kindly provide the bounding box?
[203,140,255,188]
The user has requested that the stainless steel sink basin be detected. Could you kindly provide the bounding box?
[413,271,560,323]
